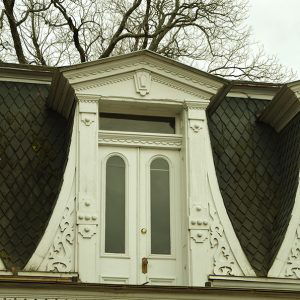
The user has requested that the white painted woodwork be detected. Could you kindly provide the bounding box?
[259,81,300,132]
[97,146,182,285]
[268,172,300,278]
[25,51,256,286]
[77,95,100,282]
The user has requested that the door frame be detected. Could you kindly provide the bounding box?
[97,140,183,285]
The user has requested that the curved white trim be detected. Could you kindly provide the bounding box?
[24,119,77,271]
[0,258,5,270]
[268,172,300,277]
[205,128,256,276]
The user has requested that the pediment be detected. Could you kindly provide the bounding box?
[72,69,214,102]
[49,51,226,118]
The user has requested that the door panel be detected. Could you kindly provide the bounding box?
[98,147,138,284]
[98,146,182,285]
[139,149,181,285]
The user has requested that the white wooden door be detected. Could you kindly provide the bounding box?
[98,146,182,285]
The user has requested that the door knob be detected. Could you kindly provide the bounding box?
[142,257,148,274]
[141,228,147,234]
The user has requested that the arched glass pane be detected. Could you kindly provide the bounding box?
[150,158,171,254]
[105,156,125,253]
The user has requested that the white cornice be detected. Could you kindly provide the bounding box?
[259,82,300,132]
[0,66,53,84]
[227,87,278,101]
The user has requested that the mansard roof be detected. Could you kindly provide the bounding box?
[0,52,299,276]
[0,79,74,269]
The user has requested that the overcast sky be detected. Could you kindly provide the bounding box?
[248,0,300,80]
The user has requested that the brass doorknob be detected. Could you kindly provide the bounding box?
[141,228,147,234]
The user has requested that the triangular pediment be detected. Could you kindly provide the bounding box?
[48,51,227,117]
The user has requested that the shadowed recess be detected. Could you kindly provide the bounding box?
[271,112,300,264]
[0,81,74,270]
[208,97,281,276]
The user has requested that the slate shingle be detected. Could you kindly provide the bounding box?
[0,81,73,270]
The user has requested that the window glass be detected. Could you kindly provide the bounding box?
[99,113,175,134]
[105,156,126,253]
[150,158,171,254]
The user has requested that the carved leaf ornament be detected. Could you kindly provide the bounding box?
[209,203,238,276]
[286,225,300,278]
[47,202,74,272]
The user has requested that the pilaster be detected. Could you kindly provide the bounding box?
[76,94,100,282]
[184,100,211,286]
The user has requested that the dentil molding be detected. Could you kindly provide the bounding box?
[98,131,182,149]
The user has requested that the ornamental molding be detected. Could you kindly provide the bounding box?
[184,100,210,110]
[285,224,300,278]
[75,74,133,92]
[46,198,75,272]
[74,70,211,101]
[134,70,152,96]
[65,56,222,94]
[98,131,182,149]
[209,202,241,276]
[152,74,211,100]
[76,94,100,103]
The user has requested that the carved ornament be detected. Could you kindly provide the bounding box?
[81,117,94,126]
[46,200,75,272]
[98,131,182,149]
[81,113,95,127]
[285,225,300,278]
[190,230,209,243]
[78,224,97,239]
[209,203,239,276]
[189,119,204,133]
[134,70,151,96]
[67,59,221,92]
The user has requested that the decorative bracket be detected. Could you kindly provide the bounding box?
[189,206,209,230]
[191,230,209,243]
[189,119,204,133]
[81,114,95,126]
[78,225,97,239]
[81,117,94,126]
[134,70,151,96]
[77,212,98,225]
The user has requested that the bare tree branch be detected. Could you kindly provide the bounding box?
[2,0,27,63]
[51,0,87,62]
[100,0,143,58]
[0,0,295,82]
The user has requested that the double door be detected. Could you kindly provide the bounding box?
[97,146,182,285]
